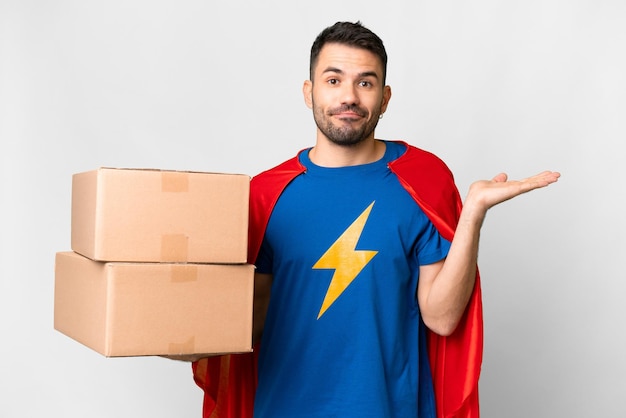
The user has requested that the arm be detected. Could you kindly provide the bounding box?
[418,170,560,336]
[253,272,273,344]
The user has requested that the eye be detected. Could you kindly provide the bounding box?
[359,80,373,88]
[328,78,339,85]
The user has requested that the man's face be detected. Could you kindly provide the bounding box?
[304,43,391,146]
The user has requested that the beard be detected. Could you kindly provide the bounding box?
[312,101,382,147]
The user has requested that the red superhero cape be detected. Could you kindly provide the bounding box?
[192,141,483,417]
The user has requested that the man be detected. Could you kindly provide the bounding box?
[190,21,560,417]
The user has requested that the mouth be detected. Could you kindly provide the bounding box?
[330,106,366,120]
[334,112,362,120]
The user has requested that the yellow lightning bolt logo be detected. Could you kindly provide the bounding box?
[313,201,378,319]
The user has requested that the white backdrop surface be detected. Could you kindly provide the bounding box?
[1,1,624,417]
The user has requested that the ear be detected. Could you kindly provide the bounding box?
[381,85,392,114]
[303,80,313,109]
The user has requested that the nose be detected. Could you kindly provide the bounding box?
[340,83,359,105]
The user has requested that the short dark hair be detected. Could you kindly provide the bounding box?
[309,21,388,84]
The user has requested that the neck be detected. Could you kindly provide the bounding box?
[309,137,386,168]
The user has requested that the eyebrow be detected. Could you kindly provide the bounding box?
[322,67,380,79]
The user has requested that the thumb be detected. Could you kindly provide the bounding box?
[492,173,508,183]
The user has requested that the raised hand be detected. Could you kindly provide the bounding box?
[464,170,561,216]
[420,169,561,334]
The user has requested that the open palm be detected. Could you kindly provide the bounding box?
[467,171,561,212]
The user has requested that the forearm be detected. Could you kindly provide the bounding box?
[419,202,485,336]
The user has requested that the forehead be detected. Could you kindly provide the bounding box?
[313,43,383,78]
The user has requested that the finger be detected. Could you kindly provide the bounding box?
[521,171,561,190]
[529,171,561,183]
[492,173,508,183]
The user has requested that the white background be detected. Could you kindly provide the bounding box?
[1,1,624,417]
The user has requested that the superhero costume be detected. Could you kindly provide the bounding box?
[253,141,448,417]
[192,141,483,417]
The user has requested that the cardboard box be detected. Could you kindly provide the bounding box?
[54,251,254,357]
[71,167,249,263]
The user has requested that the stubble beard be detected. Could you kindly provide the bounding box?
[312,100,382,147]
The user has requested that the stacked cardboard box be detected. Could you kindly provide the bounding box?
[54,167,254,357]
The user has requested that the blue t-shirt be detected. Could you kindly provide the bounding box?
[253,141,451,418]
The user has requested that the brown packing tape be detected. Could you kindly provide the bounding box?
[161,234,189,261]
[168,336,195,354]
[161,171,189,192]
[170,264,198,282]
